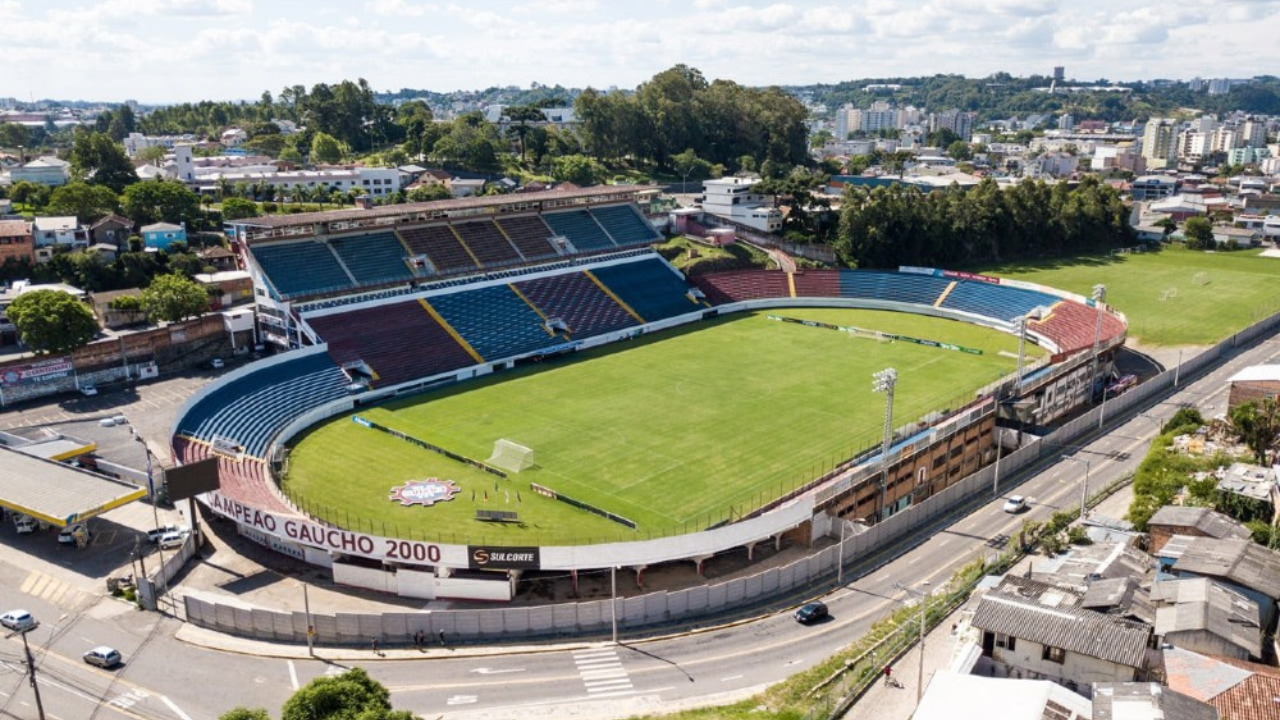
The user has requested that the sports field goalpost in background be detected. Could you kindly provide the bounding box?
[487,439,535,473]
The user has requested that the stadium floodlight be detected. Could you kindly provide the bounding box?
[1015,306,1047,386]
[1090,284,1107,404]
[872,368,898,523]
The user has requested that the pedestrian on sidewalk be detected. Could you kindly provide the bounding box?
[371,636,381,656]
[413,629,424,650]
[438,629,447,647]
[883,665,895,687]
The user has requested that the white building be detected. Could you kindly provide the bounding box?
[8,156,71,186]
[699,177,782,233]
[1141,119,1178,170]
[123,132,198,158]
[31,216,86,248]
[192,166,403,198]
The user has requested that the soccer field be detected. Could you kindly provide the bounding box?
[283,308,1040,546]
[977,246,1280,347]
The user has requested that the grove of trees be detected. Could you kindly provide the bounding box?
[6,289,98,353]
[835,176,1134,269]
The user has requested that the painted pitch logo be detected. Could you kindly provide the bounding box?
[389,478,461,507]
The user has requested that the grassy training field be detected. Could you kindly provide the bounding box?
[975,246,1280,347]
[283,308,1039,546]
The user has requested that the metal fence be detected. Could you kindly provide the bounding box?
[183,308,1280,644]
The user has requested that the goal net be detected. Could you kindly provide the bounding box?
[487,439,535,473]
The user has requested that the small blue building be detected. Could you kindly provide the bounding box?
[140,222,187,251]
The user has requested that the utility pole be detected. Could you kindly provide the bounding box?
[20,629,47,720]
[1089,284,1107,390]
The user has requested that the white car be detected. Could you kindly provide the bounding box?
[209,358,225,370]
[146,524,187,543]
[1,609,36,632]
[1003,496,1029,514]
[158,530,190,550]
[13,514,37,534]
[79,384,98,397]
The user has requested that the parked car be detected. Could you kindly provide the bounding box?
[158,530,189,550]
[795,600,829,624]
[13,514,37,534]
[1003,496,1029,514]
[79,384,98,397]
[83,646,122,668]
[1,609,36,632]
[58,523,89,545]
[146,524,187,543]
[209,358,225,370]
[1105,374,1139,396]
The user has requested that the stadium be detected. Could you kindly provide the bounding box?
[170,186,1127,603]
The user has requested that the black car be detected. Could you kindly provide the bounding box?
[794,600,829,624]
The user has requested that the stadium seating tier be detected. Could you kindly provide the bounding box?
[306,301,478,386]
[542,210,617,252]
[328,232,413,286]
[514,272,637,338]
[590,258,699,322]
[252,241,354,298]
[427,284,558,361]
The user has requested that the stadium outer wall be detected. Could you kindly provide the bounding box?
[173,278,1125,608]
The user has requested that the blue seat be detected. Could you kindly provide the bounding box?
[542,210,616,252]
[177,353,349,457]
[838,271,952,305]
[940,281,1059,322]
[329,232,412,286]
[251,241,354,298]
[591,258,698,322]
[428,285,555,361]
[589,205,661,246]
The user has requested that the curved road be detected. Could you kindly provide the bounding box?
[2,332,1277,720]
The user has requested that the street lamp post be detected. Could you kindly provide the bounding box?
[134,434,171,611]
[1097,386,1111,430]
[894,581,931,705]
[1089,284,1107,393]
[1174,349,1183,387]
[872,368,898,522]
[610,565,619,645]
[1061,455,1091,519]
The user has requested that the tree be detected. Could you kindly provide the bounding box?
[45,182,120,224]
[946,140,973,161]
[550,154,608,186]
[218,709,271,720]
[136,145,168,165]
[69,130,138,193]
[1229,399,1280,466]
[310,132,344,164]
[281,667,416,720]
[1183,216,1214,250]
[6,289,98,354]
[222,197,260,221]
[503,105,545,162]
[141,274,209,323]
[122,180,202,226]
[406,184,451,202]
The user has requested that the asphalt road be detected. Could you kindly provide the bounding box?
[1,331,1278,719]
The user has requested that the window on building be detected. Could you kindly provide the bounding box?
[1042,646,1065,664]
[995,634,1016,651]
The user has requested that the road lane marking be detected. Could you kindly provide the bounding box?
[288,660,299,690]
[447,695,479,705]
[160,695,195,720]
[573,647,633,695]
[721,675,744,682]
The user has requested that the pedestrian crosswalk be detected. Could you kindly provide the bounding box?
[19,571,93,610]
[572,646,634,698]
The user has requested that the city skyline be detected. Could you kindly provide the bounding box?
[2,0,1279,105]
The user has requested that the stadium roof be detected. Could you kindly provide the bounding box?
[239,185,662,232]
[0,445,146,527]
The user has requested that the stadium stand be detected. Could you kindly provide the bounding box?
[590,204,661,245]
[838,270,953,305]
[328,232,413,286]
[427,285,556,361]
[692,270,791,304]
[1031,300,1128,355]
[173,437,294,514]
[591,258,700,322]
[515,273,638,338]
[398,225,480,273]
[176,352,350,458]
[940,281,1059,322]
[792,269,841,297]
[495,215,560,260]
[306,301,478,386]
[452,220,523,267]
[543,210,617,252]
[251,241,354,298]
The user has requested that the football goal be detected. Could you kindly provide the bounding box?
[487,439,535,473]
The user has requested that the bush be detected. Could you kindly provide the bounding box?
[1067,526,1092,545]
[1162,408,1205,435]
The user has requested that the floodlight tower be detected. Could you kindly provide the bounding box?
[872,368,898,522]
[1090,284,1107,392]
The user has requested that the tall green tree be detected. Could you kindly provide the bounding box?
[122,180,202,226]
[310,132,344,164]
[69,130,138,193]
[1183,216,1214,250]
[45,182,120,224]
[141,274,209,322]
[281,668,416,720]
[221,197,260,221]
[503,105,545,162]
[6,290,98,354]
[1229,399,1280,466]
[551,154,608,186]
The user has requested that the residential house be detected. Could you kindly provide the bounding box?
[1079,577,1155,624]
[88,214,133,249]
[86,243,119,262]
[0,220,33,264]
[1163,647,1280,720]
[447,178,485,198]
[1032,542,1153,593]
[31,216,88,261]
[92,288,146,329]
[220,128,248,147]
[195,270,252,310]
[1147,507,1250,555]
[1130,175,1177,200]
[1165,536,1280,626]
[1212,225,1261,247]
[972,576,1151,697]
[913,672,1093,720]
[197,245,238,272]
[140,222,186,251]
[699,177,783,233]
[1092,682,1219,720]
[1215,463,1275,514]
[1227,365,1280,409]
[9,156,71,186]
[1151,577,1262,660]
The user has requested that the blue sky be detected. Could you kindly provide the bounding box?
[3,0,1279,104]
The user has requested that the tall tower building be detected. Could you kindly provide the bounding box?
[1141,118,1178,169]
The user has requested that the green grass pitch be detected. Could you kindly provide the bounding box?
[283,308,1041,546]
[976,246,1280,347]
